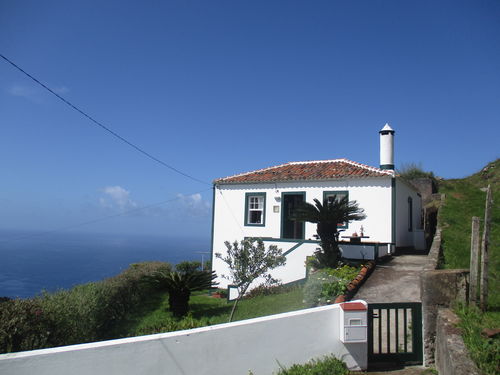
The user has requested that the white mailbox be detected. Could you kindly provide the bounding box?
[339,301,368,343]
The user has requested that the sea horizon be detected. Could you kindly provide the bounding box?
[0,229,210,299]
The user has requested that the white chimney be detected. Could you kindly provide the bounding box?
[379,123,395,170]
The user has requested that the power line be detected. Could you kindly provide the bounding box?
[0,188,212,244]
[0,53,209,186]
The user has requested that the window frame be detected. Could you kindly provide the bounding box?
[244,192,266,226]
[408,196,413,232]
[323,190,350,229]
[280,191,306,240]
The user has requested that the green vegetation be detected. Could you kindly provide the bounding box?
[273,354,349,375]
[397,162,436,180]
[438,159,499,373]
[291,197,365,268]
[439,159,499,309]
[216,238,286,322]
[303,265,360,307]
[455,304,500,375]
[114,285,305,337]
[146,263,217,317]
[0,261,171,353]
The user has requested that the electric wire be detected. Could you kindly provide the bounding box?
[0,188,212,244]
[0,53,209,185]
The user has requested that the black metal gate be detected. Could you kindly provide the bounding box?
[368,302,423,365]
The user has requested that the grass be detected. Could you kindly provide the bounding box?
[455,304,500,375]
[439,159,499,310]
[438,159,499,373]
[272,354,349,375]
[110,264,360,338]
[112,286,305,338]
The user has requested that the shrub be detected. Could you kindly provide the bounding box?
[147,269,217,317]
[175,261,201,274]
[245,283,298,299]
[0,298,54,352]
[0,261,171,353]
[134,314,210,336]
[398,162,435,180]
[275,355,349,375]
[216,238,286,322]
[303,265,359,307]
[455,304,500,375]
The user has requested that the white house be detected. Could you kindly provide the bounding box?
[211,125,425,289]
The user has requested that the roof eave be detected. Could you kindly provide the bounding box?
[214,174,393,185]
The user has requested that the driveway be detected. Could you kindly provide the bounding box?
[353,254,428,303]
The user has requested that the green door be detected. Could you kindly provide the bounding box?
[281,193,305,240]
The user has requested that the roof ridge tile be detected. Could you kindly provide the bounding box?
[214,158,393,184]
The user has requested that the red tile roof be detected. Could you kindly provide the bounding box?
[214,159,394,184]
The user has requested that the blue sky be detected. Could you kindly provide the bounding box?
[1,1,499,238]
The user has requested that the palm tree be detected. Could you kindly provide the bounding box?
[291,196,366,268]
[150,269,217,317]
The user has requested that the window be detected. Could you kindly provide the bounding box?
[245,193,266,226]
[408,197,413,232]
[323,190,349,229]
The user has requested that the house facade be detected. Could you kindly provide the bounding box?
[211,125,425,288]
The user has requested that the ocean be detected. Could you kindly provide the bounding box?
[0,230,209,299]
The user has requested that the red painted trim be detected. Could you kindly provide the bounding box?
[340,302,367,311]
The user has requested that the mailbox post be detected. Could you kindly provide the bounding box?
[339,301,368,343]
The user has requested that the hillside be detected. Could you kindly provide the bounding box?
[438,159,499,309]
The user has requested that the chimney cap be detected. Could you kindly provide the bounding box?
[379,123,395,134]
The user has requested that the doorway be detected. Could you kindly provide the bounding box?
[281,193,305,239]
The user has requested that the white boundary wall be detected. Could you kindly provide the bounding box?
[0,303,368,375]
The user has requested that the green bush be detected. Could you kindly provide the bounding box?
[245,283,298,299]
[0,298,54,353]
[134,314,210,336]
[303,265,359,307]
[0,261,171,353]
[397,162,435,180]
[175,261,202,274]
[275,355,349,375]
[455,304,500,375]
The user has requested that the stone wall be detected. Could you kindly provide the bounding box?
[409,178,438,204]
[421,268,469,366]
[424,227,441,272]
[435,308,481,375]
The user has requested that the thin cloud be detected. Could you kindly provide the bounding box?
[99,186,138,211]
[53,86,70,94]
[7,84,38,99]
[7,83,69,101]
[176,193,211,216]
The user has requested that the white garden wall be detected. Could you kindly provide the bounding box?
[0,302,368,375]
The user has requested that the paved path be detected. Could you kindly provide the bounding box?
[353,254,428,303]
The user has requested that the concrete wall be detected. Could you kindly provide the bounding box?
[0,302,368,375]
[212,178,392,288]
[423,227,442,272]
[409,178,437,205]
[420,269,469,366]
[262,240,318,285]
[435,308,481,375]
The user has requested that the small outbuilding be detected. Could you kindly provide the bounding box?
[211,125,425,288]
